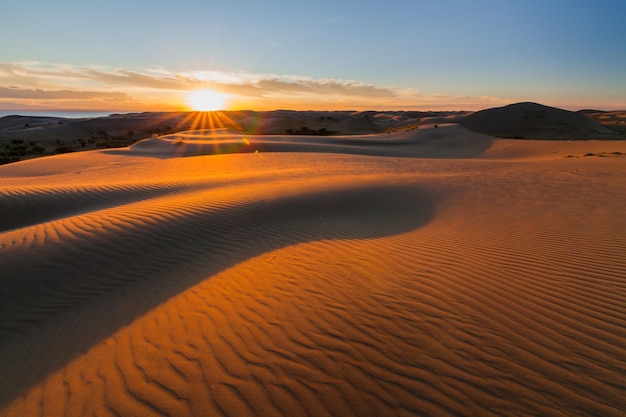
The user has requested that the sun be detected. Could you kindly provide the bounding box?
[186,89,229,111]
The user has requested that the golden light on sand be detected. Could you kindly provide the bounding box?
[186,89,229,111]
[4,104,626,416]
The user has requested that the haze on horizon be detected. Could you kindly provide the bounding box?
[1,0,625,112]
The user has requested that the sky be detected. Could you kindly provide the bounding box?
[1,0,625,112]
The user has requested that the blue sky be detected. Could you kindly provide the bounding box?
[1,0,625,111]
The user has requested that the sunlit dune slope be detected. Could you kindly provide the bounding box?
[120,125,494,159]
[1,127,626,416]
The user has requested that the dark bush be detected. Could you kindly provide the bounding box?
[30,145,45,154]
[54,146,76,154]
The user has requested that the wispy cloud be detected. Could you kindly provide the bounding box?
[0,61,510,111]
[0,86,130,101]
[83,67,398,100]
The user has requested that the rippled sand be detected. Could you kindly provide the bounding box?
[1,126,625,416]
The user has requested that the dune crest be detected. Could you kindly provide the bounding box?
[116,124,495,159]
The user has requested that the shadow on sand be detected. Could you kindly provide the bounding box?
[0,181,434,408]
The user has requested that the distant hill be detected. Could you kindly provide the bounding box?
[460,102,620,139]
[577,109,607,114]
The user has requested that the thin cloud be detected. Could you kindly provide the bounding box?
[2,62,397,98]
[0,61,511,110]
[83,69,189,90]
[0,86,131,100]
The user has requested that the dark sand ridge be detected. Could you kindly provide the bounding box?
[460,102,621,139]
[1,124,626,416]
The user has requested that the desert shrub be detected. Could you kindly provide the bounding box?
[95,137,135,148]
[54,146,75,154]
[286,126,336,135]
[384,124,419,133]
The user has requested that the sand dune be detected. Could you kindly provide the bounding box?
[461,102,621,139]
[120,125,494,159]
[0,109,466,165]
[1,126,626,416]
[3,105,622,166]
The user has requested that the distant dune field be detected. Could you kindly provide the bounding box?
[1,103,624,166]
[0,110,467,165]
[1,122,626,416]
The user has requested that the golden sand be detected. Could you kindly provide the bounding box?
[1,126,625,416]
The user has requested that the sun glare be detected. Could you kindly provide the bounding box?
[186,89,229,111]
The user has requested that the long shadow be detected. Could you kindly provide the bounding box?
[0,183,194,233]
[0,181,434,408]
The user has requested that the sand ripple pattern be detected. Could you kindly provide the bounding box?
[1,151,625,416]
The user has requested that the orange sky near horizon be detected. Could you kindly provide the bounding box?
[2,1,625,112]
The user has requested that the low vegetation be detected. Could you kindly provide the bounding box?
[285,126,336,135]
[0,117,182,165]
[0,139,45,164]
